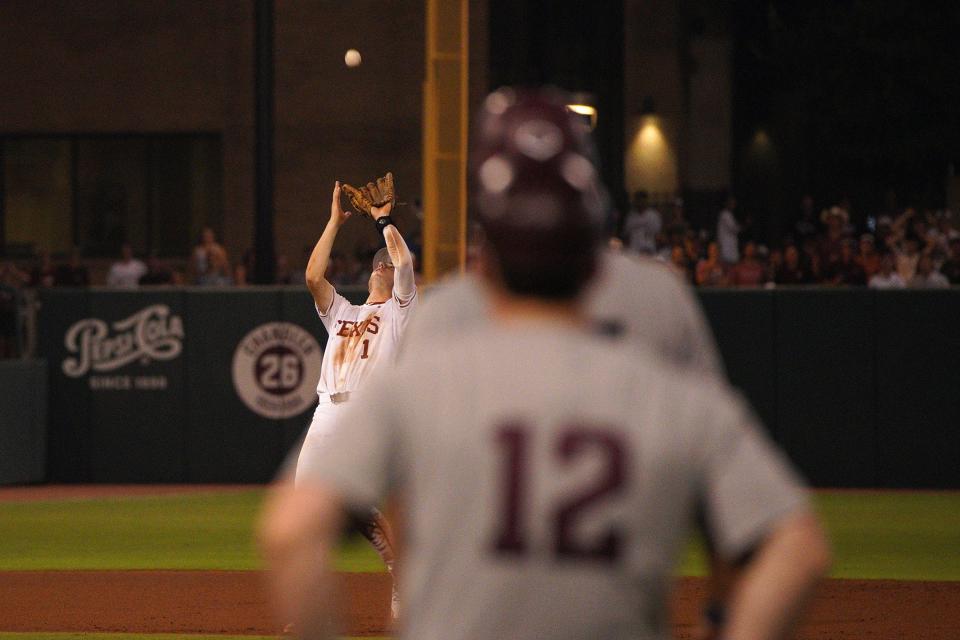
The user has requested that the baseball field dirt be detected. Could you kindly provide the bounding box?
[1,570,959,638]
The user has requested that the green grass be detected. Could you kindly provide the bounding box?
[0,491,264,570]
[1,488,958,580]
[677,491,960,580]
[0,489,383,572]
[817,491,960,580]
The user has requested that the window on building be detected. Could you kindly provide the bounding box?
[0,134,222,258]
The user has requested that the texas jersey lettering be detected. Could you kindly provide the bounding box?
[316,290,415,396]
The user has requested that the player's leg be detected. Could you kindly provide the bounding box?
[355,506,400,622]
[281,400,340,635]
[300,401,400,622]
[294,399,338,485]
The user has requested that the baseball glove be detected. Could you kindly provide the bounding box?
[342,172,395,216]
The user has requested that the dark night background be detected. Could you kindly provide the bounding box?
[489,0,960,242]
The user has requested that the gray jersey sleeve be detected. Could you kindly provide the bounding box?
[399,274,488,354]
[586,251,724,378]
[296,365,404,508]
[696,387,809,560]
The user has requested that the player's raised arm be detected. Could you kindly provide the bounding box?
[372,199,416,301]
[305,182,351,313]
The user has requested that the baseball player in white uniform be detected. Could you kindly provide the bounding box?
[260,88,830,640]
[295,179,417,621]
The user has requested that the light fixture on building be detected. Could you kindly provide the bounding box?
[566,92,598,130]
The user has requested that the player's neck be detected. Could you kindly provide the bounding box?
[366,285,392,305]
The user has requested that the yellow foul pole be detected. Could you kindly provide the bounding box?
[422,0,469,281]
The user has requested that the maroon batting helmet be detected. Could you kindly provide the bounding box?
[471,86,607,299]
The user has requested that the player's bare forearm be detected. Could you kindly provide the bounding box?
[259,483,344,639]
[306,182,351,312]
[305,221,340,310]
[723,510,831,640]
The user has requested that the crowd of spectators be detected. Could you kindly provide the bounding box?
[620,191,960,289]
[2,195,957,358]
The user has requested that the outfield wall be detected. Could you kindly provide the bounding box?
[0,360,47,484]
[30,287,960,487]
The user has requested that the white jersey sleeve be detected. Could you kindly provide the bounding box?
[315,289,352,333]
[390,286,418,343]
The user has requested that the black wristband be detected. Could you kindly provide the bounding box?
[375,216,394,233]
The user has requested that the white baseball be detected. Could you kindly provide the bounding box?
[344,49,362,68]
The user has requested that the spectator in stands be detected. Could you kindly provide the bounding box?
[696,241,727,286]
[716,195,741,264]
[909,211,933,247]
[139,255,174,286]
[894,237,921,284]
[683,234,702,268]
[275,254,294,285]
[908,254,950,288]
[937,210,959,240]
[0,260,29,290]
[818,206,849,268]
[669,244,692,283]
[767,247,783,283]
[775,245,812,285]
[927,211,957,266]
[868,254,906,289]
[288,246,310,286]
[106,243,147,288]
[233,261,248,285]
[192,227,230,284]
[824,240,866,286]
[241,248,257,281]
[622,190,661,255]
[29,250,56,288]
[855,234,882,280]
[54,247,90,287]
[664,197,689,238]
[941,237,960,284]
[197,244,233,286]
[728,241,767,287]
[800,237,823,283]
[875,215,895,255]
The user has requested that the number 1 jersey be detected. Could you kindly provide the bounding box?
[315,288,416,396]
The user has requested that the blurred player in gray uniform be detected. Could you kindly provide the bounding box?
[260,88,829,640]
[403,243,722,376]
[295,179,417,621]
[399,122,722,640]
